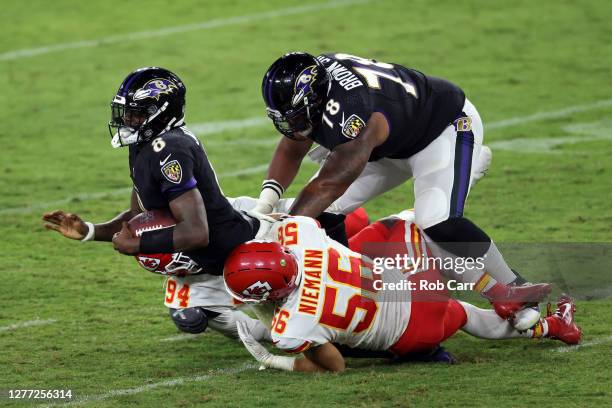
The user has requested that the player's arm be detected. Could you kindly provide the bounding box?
[42,188,141,242]
[289,112,389,218]
[267,137,313,189]
[253,137,313,214]
[112,188,209,255]
[236,322,344,373]
[167,188,209,251]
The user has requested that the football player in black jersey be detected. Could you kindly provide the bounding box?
[43,67,261,275]
[253,52,551,324]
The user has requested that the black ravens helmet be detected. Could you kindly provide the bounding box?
[262,52,331,140]
[109,67,186,147]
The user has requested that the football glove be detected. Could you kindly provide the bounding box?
[236,320,295,371]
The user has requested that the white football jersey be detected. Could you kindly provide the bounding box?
[164,274,237,310]
[264,216,413,353]
[161,196,295,312]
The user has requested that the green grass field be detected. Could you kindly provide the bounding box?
[1,0,611,406]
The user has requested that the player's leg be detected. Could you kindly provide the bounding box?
[344,207,370,238]
[348,216,396,254]
[457,301,531,339]
[409,99,549,317]
[325,158,411,215]
[169,307,219,334]
[457,294,581,344]
[348,215,418,261]
[389,267,456,356]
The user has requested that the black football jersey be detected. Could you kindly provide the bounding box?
[128,126,257,273]
[312,53,466,161]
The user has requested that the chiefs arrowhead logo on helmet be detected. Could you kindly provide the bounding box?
[137,256,162,271]
[242,281,273,300]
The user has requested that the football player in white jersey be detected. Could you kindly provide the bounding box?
[224,216,582,373]
[133,251,271,341]
[130,198,369,341]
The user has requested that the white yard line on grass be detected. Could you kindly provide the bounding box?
[0,0,368,62]
[487,99,612,129]
[0,318,57,332]
[3,98,612,216]
[0,165,269,216]
[195,98,612,139]
[551,335,612,353]
[191,117,269,135]
[36,363,258,408]
[489,133,612,153]
[159,333,205,342]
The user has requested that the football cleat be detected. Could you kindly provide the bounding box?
[545,294,582,345]
[487,282,552,320]
[511,303,541,331]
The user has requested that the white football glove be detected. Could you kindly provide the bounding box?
[245,210,279,239]
[252,200,274,215]
[236,320,295,371]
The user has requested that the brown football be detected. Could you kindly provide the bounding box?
[128,209,176,237]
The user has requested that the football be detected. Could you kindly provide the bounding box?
[128,209,176,237]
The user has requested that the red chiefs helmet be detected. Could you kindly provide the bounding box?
[223,241,299,303]
[135,252,202,276]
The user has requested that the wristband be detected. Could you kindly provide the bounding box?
[261,179,284,199]
[80,222,95,242]
[258,179,284,210]
[139,227,175,254]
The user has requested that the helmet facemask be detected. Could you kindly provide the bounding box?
[266,95,323,141]
[108,97,171,148]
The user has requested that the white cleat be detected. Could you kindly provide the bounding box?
[511,304,541,331]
